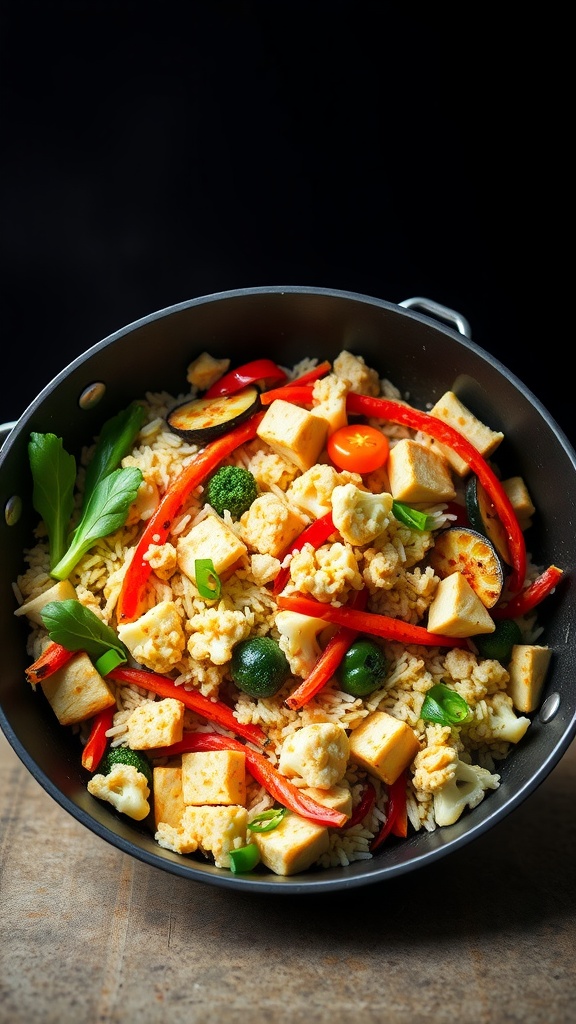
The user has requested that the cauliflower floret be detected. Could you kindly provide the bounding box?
[239,492,307,558]
[246,448,300,491]
[331,483,394,546]
[143,541,178,580]
[412,724,460,793]
[186,351,230,390]
[250,552,281,586]
[333,350,380,396]
[288,541,363,603]
[433,759,500,826]
[87,763,150,821]
[310,373,349,435]
[278,723,350,789]
[286,464,363,519]
[117,599,186,674]
[275,610,329,678]
[187,605,252,664]
[484,691,531,744]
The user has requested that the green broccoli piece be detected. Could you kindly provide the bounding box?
[205,465,258,519]
[100,746,153,787]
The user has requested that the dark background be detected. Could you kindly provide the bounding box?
[1,3,572,441]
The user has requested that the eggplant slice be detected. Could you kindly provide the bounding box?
[167,385,260,442]
[428,526,504,608]
[465,474,512,566]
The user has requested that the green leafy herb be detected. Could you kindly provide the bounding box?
[229,842,261,874]
[421,683,472,726]
[195,558,222,600]
[50,466,142,580]
[28,432,76,570]
[392,501,437,532]
[247,807,287,833]
[41,599,129,666]
[82,402,146,511]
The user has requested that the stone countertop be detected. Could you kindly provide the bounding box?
[1,730,575,1024]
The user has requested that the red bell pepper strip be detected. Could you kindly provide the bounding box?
[371,771,408,850]
[107,665,267,747]
[277,592,469,648]
[151,731,348,828]
[285,588,368,710]
[491,564,564,620]
[273,511,337,595]
[204,359,288,399]
[260,384,315,408]
[344,781,376,829]
[81,705,116,772]
[115,411,265,624]
[346,393,527,594]
[25,641,75,684]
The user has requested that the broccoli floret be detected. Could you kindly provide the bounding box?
[100,746,153,787]
[205,465,258,519]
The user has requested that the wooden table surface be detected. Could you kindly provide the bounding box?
[1,728,575,1024]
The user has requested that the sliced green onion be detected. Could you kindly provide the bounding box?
[95,648,127,676]
[195,558,222,600]
[421,682,472,726]
[247,807,287,833]
[392,501,436,531]
[229,843,261,874]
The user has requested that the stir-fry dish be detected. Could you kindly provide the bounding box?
[14,350,563,876]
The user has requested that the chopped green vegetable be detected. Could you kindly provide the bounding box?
[99,746,153,787]
[247,807,287,832]
[229,842,261,874]
[94,648,127,676]
[40,599,129,667]
[392,501,437,532]
[336,638,388,696]
[230,636,291,697]
[421,683,472,726]
[28,432,76,570]
[195,558,222,600]
[205,464,258,519]
[474,619,522,662]
[82,402,146,512]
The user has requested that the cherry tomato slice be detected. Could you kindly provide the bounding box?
[205,359,287,398]
[327,424,389,473]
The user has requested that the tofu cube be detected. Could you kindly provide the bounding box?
[507,644,552,713]
[125,697,185,749]
[178,804,249,868]
[387,438,456,503]
[186,351,230,390]
[348,711,420,785]
[502,476,535,529]
[257,398,328,472]
[181,749,246,806]
[14,579,77,625]
[41,652,116,726]
[153,766,186,829]
[427,573,496,637]
[253,811,329,875]
[240,492,307,558]
[423,391,504,477]
[177,514,247,579]
[301,784,353,820]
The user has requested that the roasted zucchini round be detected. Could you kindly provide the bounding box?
[167,385,260,442]
[428,526,504,609]
[465,474,512,566]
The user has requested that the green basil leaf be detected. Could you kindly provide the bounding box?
[41,599,129,666]
[82,403,147,511]
[28,432,77,570]
[195,558,222,600]
[421,682,472,726]
[392,501,436,532]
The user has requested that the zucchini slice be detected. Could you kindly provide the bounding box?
[428,526,504,608]
[167,385,260,443]
[465,475,512,566]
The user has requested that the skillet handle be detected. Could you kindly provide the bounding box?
[0,420,17,449]
[399,296,472,339]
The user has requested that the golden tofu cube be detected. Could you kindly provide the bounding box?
[502,476,535,529]
[424,391,504,477]
[179,804,249,868]
[181,749,246,806]
[153,766,186,829]
[507,644,552,713]
[177,513,247,579]
[349,711,420,785]
[302,784,353,820]
[387,438,456,503]
[41,651,116,726]
[14,579,77,625]
[253,811,329,875]
[126,697,185,749]
[257,398,328,472]
[427,573,496,637]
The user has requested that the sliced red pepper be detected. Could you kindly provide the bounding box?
[371,771,408,850]
[346,393,527,594]
[151,731,348,828]
[273,511,337,595]
[25,641,75,684]
[115,411,264,623]
[204,359,288,399]
[285,588,368,710]
[491,565,564,620]
[107,665,267,747]
[277,593,469,648]
[344,781,376,829]
[260,384,315,408]
[81,705,116,772]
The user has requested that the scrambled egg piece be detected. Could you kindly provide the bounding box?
[117,599,186,674]
[412,724,460,793]
[286,464,362,519]
[278,723,350,789]
[143,541,178,580]
[288,541,363,603]
[187,605,251,664]
[240,492,306,558]
[246,448,301,491]
[310,373,349,435]
[331,483,394,546]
